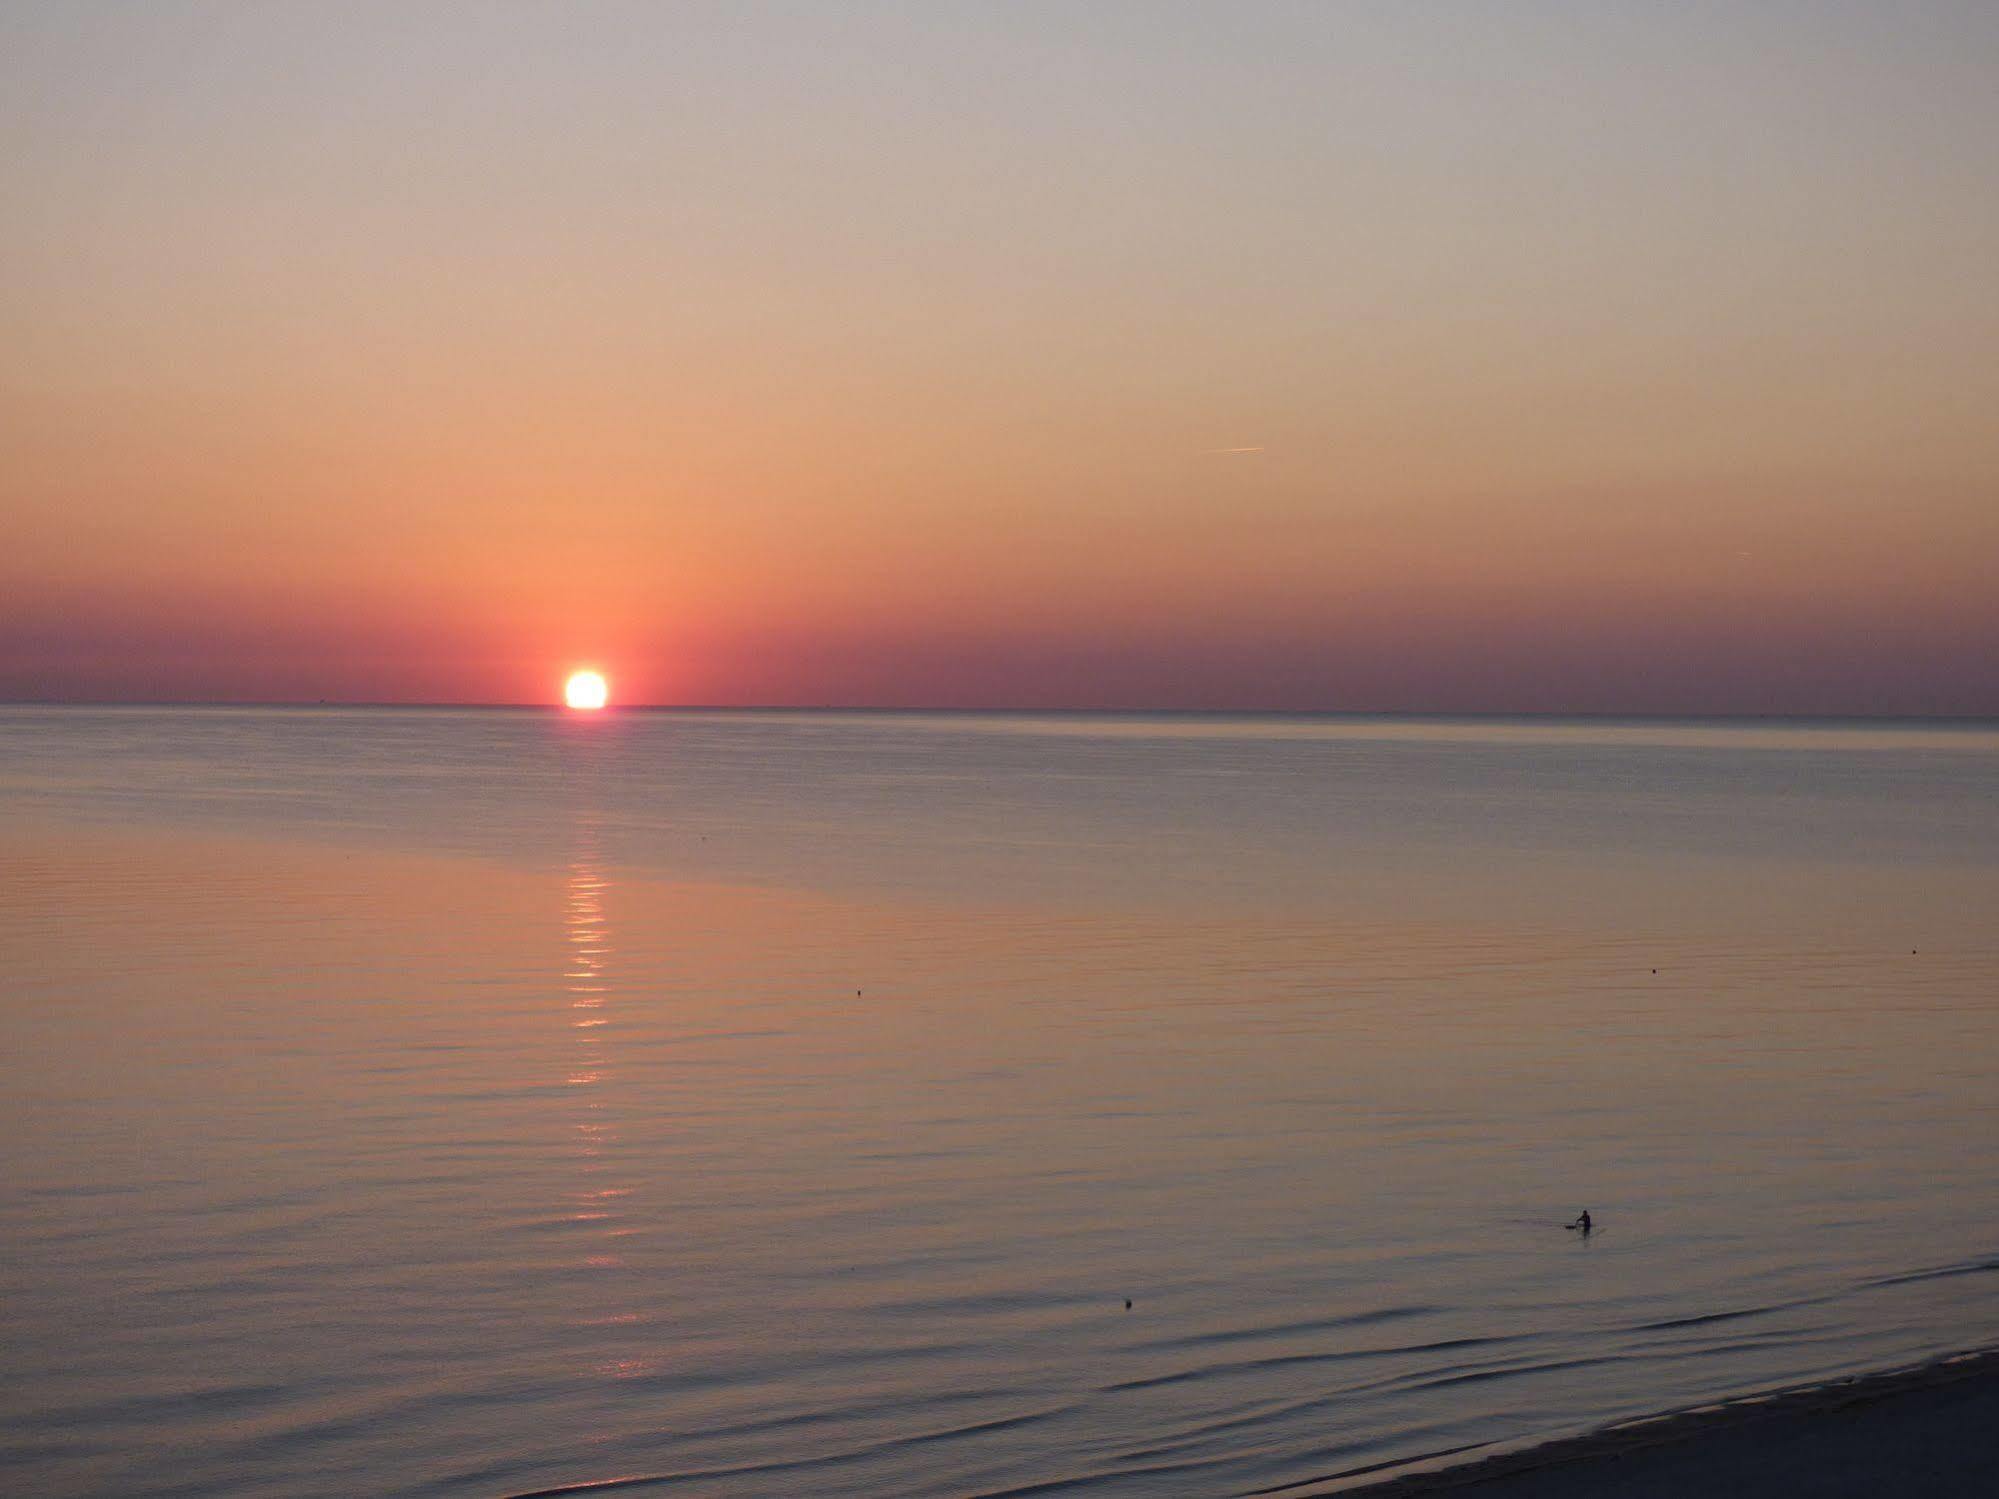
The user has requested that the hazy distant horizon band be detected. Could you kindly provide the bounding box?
[7,701,1999,726]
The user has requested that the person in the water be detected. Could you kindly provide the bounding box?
[1568,1210,1593,1233]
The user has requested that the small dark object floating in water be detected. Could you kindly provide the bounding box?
[1124,1298,1132,1310]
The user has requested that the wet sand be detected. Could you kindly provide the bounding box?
[1269,1349,1999,1497]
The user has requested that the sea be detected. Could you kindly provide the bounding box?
[2,707,1995,1498]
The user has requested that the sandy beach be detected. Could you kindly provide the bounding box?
[1270,1349,1999,1497]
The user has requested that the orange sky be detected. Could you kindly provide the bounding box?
[4,4,1996,711]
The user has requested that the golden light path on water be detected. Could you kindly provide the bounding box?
[563,827,641,1368]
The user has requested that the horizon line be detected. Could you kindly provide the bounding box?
[4,699,1997,726]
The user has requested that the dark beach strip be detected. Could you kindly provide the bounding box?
[1255,1346,1999,1497]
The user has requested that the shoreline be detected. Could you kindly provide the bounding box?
[1262,1346,1999,1496]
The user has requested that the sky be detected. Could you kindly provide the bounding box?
[3,1,1996,712]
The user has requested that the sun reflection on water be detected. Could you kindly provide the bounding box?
[562,834,628,1273]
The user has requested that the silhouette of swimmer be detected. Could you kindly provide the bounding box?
[1567,1210,1593,1234]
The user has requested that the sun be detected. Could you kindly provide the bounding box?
[563,670,609,711]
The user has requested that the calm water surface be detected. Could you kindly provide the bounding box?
[2,708,1996,1497]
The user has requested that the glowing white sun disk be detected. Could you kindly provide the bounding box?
[564,670,609,710]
